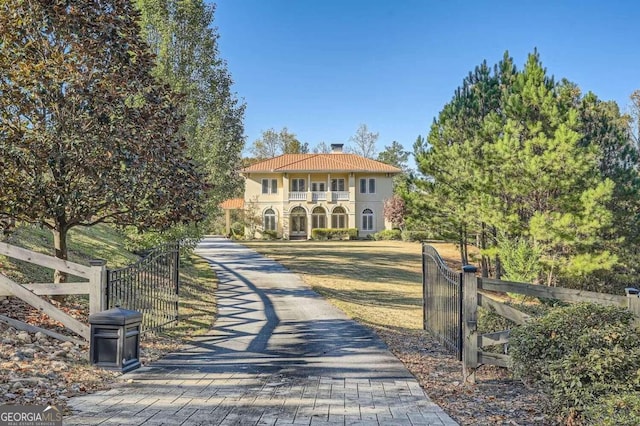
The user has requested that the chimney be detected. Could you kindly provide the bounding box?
[330,143,344,153]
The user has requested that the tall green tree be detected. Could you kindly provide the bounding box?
[0,0,207,281]
[412,50,626,287]
[135,0,245,210]
[413,58,503,266]
[479,52,617,284]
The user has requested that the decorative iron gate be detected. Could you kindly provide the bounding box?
[106,242,179,332]
[422,244,463,360]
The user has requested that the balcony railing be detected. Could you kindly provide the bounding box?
[312,191,326,201]
[289,192,306,201]
[288,191,351,202]
[333,191,349,201]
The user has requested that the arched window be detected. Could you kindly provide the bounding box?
[312,207,326,229]
[263,208,276,231]
[362,208,373,231]
[331,207,347,229]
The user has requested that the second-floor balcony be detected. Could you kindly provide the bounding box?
[288,191,350,202]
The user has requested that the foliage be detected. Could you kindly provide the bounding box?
[383,195,406,230]
[123,223,204,255]
[241,197,261,238]
[377,141,410,172]
[372,229,402,241]
[311,228,358,240]
[136,0,246,212]
[401,230,432,242]
[582,392,640,426]
[262,230,278,240]
[0,0,207,282]
[409,50,635,285]
[230,222,244,239]
[348,124,378,158]
[250,127,308,159]
[509,303,640,420]
[498,237,543,283]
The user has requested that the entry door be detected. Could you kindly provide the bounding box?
[290,207,307,237]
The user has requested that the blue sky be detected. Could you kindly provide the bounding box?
[213,0,639,157]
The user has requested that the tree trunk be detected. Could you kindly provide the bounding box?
[52,227,68,284]
[491,226,503,279]
[459,226,469,266]
[480,222,489,277]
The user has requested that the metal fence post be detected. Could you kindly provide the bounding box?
[462,264,478,385]
[422,244,427,330]
[88,259,107,314]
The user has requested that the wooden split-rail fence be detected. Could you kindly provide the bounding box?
[0,241,180,342]
[422,244,640,384]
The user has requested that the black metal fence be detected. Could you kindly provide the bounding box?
[106,242,179,333]
[422,244,463,360]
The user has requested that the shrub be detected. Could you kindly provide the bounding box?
[373,229,402,241]
[582,392,640,426]
[498,237,542,283]
[311,228,358,240]
[509,303,640,419]
[262,230,277,240]
[230,222,244,239]
[401,230,430,242]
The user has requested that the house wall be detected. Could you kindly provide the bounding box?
[243,172,396,239]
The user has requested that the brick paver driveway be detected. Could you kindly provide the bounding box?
[65,237,457,425]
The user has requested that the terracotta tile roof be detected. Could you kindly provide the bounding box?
[220,198,244,210]
[241,154,402,173]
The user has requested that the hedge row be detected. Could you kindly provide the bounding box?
[311,228,358,240]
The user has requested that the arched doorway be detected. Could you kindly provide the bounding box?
[290,206,307,239]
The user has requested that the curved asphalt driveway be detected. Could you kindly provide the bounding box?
[66,237,457,425]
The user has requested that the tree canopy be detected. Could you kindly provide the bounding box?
[408,50,638,290]
[135,0,246,210]
[249,127,308,158]
[377,141,410,171]
[0,0,207,278]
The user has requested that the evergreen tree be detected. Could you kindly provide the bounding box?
[377,141,410,171]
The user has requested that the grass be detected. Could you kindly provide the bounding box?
[166,254,217,339]
[0,223,218,342]
[242,239,464,331]
[1,223,140,284]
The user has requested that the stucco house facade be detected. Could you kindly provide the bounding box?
[224,144,401,239]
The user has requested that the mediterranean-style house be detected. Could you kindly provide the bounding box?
[221,144,402,239]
